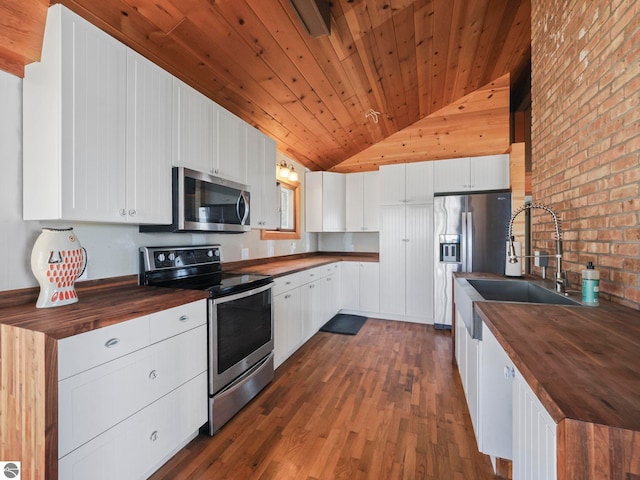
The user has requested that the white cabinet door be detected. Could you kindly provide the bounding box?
[434,155,510,193]
[380,162,433,205]
[24,5,128,222]
[301,280,323,341]
[379,164,406,205]
[324,273,341,320]
[172,77,215,174]
[274,288,302,368]
[512,366,557,480]
[323,172,346,231]
[305,172,346,232]
[405,161,434,204]
[247,128,278,229]
[345,173,364,231]
[433,157,470,193]
[380,205,407,316]
[359,262,379,313]
[125,49,172,224]
[216,107,247,183]
[380,203,433,322]
[405,204,433,318]
[340,262,360,310]
[362,171,381,230]
[479,325,513,459]
[346,172,380,231]
[59,373,207,480]
[455,310,467,387]
[471,154,510,191]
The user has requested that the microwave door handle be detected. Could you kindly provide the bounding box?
[237,191,249,225]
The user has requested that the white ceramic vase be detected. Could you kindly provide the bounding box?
[31,227,87,308]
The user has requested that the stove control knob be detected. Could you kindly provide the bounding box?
[208,250,218,258]
[156,253,166,262]
[168,252,176,262]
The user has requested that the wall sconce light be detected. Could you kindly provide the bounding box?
[277,160,298,182]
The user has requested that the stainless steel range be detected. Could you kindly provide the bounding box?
[139,245,274,435]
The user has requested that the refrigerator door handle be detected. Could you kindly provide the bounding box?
[460,212,468,272]
[466,212,473,272]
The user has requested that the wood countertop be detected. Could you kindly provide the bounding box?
[224,252,379,277]
[0,276,208,340]
[456,273,640,432]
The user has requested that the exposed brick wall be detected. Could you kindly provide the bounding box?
[530,0,639,309]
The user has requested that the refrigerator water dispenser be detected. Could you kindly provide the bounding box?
[439,234,461,263]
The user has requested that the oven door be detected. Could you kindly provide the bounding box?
[209,282,274,394]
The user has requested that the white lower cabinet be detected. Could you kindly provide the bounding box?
[479,325,513,460]
[301,279,323,342]
[57,300,207,478]
[512,366,557,480]
[274,284,302,368]
[59,372,206,480]
[340,262,379,314]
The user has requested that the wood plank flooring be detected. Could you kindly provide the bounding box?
[150,319,498,480]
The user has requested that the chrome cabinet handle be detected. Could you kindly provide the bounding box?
[105,338,120,348]
[149,370,158,380]
[284,294,291,299]
[128,209,136,216]
[119,209,127,216]
[150,430,159,442]
[178,315,189,322]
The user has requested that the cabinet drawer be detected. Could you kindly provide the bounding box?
[272,272,302,296]
[59,372,207,480]
[303,266,326,283]
[59,325,206,457]
[149,299,206,343]
[58,315,150,380]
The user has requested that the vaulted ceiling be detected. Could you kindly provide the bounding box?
[52,0,531,171]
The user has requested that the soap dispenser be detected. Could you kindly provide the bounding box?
[581,262,600,306]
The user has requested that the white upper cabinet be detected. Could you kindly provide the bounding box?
[433,154,510,193]
[216,107,247,184]
[379,162,434,205]
[23,5,171,224]
[247,127,278,229]
[126,49,173,224]
[345,171,380,232]
[172,78,216,175]
[305,172,346,232]
[173,81,247,185]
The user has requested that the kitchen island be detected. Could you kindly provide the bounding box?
[454,272,640,479]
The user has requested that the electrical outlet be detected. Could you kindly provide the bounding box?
[241,248,249,260]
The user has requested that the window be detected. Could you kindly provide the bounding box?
[260,178,300,240]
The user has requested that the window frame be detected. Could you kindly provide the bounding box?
[260,178,301,240]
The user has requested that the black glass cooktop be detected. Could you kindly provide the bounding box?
[152,272,273,297]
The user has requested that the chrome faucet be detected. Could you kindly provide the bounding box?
[507,203,565,293]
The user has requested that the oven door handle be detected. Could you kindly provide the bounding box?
[212,282,274,305]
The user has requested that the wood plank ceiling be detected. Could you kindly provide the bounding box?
[53,0,531,172]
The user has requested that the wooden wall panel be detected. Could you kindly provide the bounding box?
[331,74,510,173]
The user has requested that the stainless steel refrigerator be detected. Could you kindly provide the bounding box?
[433,192,512,328]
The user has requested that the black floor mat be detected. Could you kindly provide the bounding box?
[319,314,367,335]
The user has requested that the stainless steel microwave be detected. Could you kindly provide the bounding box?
[141,167,250,233]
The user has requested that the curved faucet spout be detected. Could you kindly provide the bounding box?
[507,203,565,292]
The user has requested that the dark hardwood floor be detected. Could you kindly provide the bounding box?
[150,319,498,479]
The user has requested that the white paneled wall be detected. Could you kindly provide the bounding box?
[0,68,318,293]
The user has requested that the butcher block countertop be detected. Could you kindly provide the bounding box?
[0,275,208,339]
[455,272,640,477]
[475,301,640,431]
[224,251,378,277]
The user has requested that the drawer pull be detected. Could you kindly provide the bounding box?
[285,281,291,285]
[149,370,158,380]
[104,338,120,348]
[150,430,159,442]
[284,294,291,299]
[178,315,189,322]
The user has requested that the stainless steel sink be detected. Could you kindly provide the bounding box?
[454,277,581,340]
[466,279,580,306]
